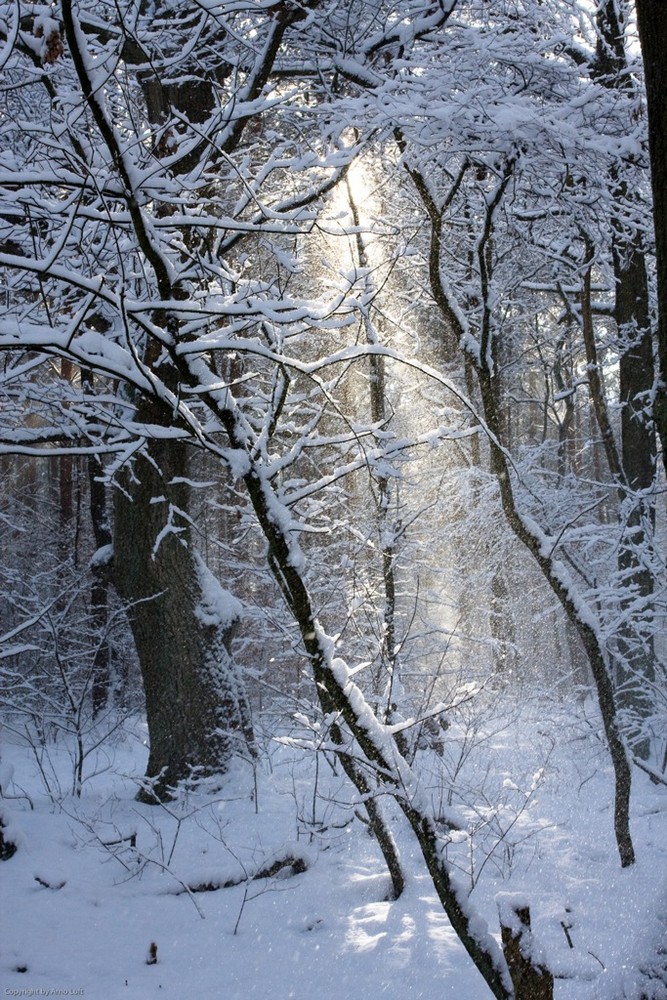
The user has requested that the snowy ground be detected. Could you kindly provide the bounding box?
[1,704,666,1000]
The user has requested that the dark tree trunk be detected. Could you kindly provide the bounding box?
[89,461,112,717]
[634,0,667,477]
[102,12,255,797]
[58,360,75,563]
[614,232,656,755]
[591,2,657,757]
[498,901,553,1000]
[113,403,254,801]
[82,368,114,717]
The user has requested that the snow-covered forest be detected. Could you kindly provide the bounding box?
[1,2,666,997]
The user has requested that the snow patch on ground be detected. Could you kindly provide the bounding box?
[1,710,666,1000]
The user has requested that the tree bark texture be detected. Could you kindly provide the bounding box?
[499,902,553,1000]
[113,415,254,800]
[634,0,667,478]
[613,230,657,756]
[592,0,657,759]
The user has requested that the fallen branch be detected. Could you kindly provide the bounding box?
[176,853,309,894]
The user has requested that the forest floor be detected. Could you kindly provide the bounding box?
[1,697,666,1000]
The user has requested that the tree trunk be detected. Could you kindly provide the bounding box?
[113,411,254,801]
[634,0,667,478]
[80,9,257,796]
[89,458,112,717]
[498,899,553,1000]
[614,233,656,757]
[81,368,114,717]
[593,0,657,761]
